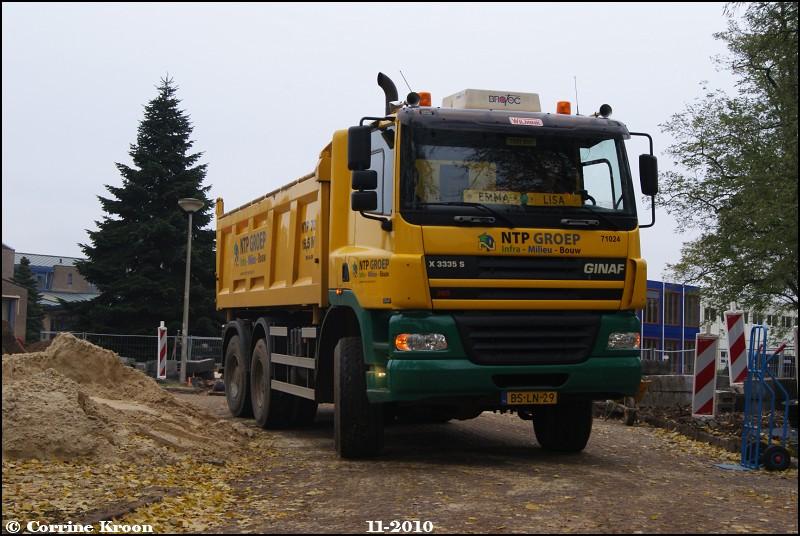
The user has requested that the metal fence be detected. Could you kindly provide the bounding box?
[40,331,223,365]
[640,347,797,379]
[640,348,697,375]
[766,350,797,380]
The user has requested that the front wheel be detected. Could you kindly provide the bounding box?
[334,337,384,458]
[533,399,593,453]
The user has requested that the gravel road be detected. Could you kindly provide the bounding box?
[179,395,798,534]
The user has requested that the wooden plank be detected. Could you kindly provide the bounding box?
[271,380,315,400]
[271,353,315,369]
[269,326,288,337]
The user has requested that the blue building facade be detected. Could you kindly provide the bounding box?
[637,280,702,368]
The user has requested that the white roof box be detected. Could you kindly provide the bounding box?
[442,89,541,112]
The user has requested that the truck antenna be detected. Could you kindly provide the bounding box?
[399,70,413,93]
[574,76,580,116]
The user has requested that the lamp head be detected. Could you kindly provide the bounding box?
[178,198,204,213]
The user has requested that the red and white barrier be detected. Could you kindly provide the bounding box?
[692,334,719,417]
[157,321,167,380]
[724,311,748,384]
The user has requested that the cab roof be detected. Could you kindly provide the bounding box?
[397,107,631,139]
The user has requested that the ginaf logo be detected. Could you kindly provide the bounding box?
[478,232,495,251]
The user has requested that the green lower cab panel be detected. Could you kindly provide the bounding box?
[365,310,641,404]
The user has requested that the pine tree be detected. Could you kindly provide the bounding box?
[13,256,44,342]
[73,77,220,336]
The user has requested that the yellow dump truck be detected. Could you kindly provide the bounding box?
[216,73,658,458]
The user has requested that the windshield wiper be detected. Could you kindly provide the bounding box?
[418,201,516,228]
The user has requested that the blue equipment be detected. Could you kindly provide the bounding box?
[740,325,794,471]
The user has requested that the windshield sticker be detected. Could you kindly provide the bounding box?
[506,137,536,146]
[509,117,543,126]
[463,190,582,207]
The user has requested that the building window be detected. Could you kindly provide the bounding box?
[644,290,659,324]
[705,307,717,323]
[684,293,700,327]
[753,312,764,325]
[664,291,680,325]
[67,273,73,287]
[767,315,776,326]
[744,311,749,323]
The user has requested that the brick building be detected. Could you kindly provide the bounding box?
[2,243,28,340]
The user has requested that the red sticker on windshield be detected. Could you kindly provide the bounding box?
[509,117,543,126]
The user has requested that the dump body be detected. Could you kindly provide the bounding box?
[216,172,330,312]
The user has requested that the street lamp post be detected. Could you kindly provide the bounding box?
[178,198,205,384]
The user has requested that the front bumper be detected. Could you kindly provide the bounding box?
[368,356,641,403]
[365,311,642,404]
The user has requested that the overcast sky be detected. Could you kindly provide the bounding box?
[2,2,738,279]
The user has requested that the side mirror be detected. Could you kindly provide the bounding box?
[348,126,372,170]
[352,191,378,212]
[639,154,658,196]
[352,170,378,191]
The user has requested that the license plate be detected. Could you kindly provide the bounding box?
[502,391,557,405]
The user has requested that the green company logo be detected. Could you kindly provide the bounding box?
[478,232,495,251]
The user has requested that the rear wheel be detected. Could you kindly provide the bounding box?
[224,335,253,418]
[334,337,383,458]
[251,335,294,428]
[533,399,593,453]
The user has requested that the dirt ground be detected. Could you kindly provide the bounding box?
[179,394,797,534]
[3,390,797,534]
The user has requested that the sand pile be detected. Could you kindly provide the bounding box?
[2,333,248,462]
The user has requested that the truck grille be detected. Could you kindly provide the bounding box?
[453,312,601,365]
[431,288,622,301]
[426,256,626,280]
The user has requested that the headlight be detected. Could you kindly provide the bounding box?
[395,333,448,352]
[607,332,641,350]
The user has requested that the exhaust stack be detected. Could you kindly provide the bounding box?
[377,72,399,115]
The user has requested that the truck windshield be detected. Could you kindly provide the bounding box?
[400,127,636,229]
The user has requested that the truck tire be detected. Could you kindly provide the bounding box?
[251,336,294,428]
[334,336,384,458]
[224,335,253,418]
[533,399,593,453]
